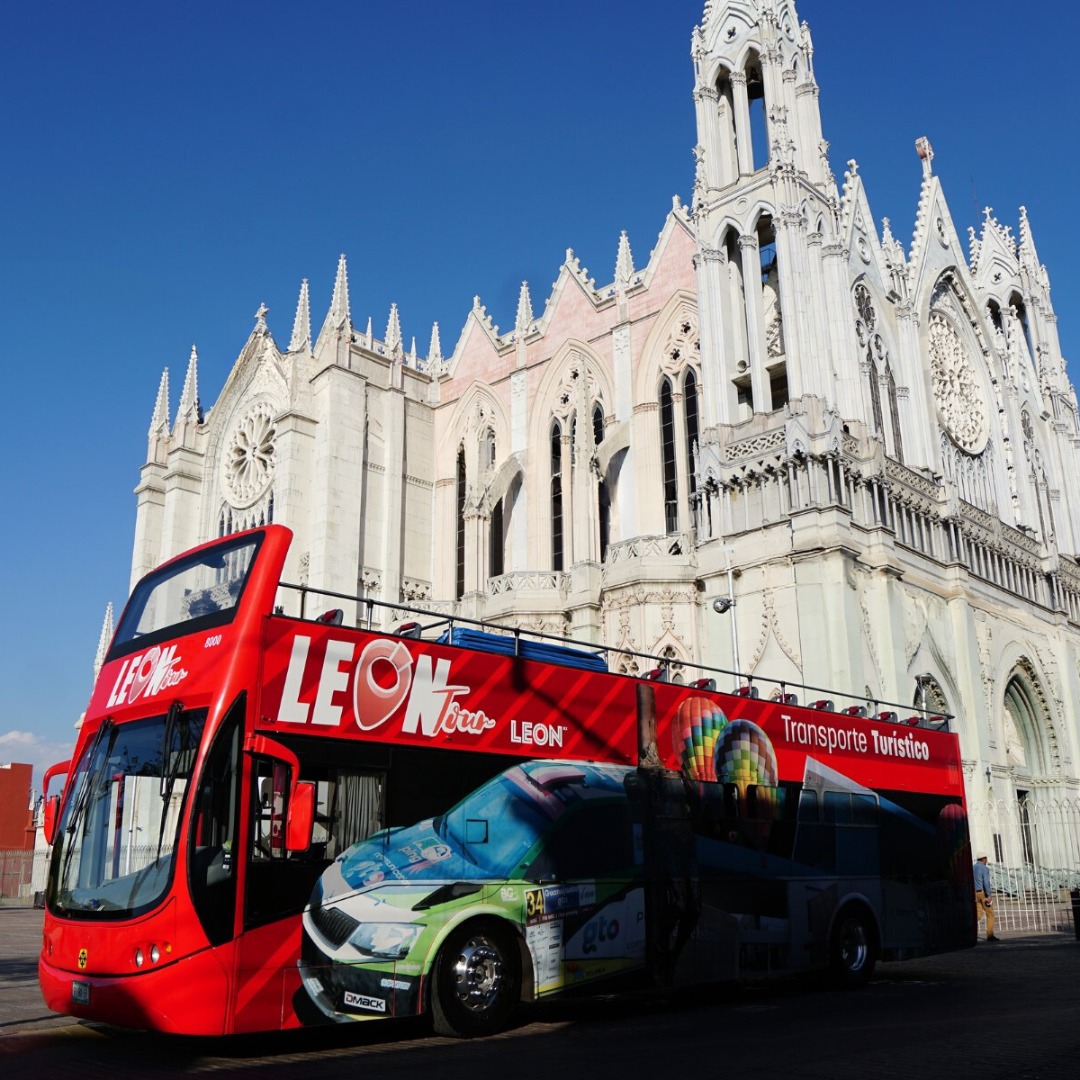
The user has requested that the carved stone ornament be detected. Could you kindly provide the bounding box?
[222,401,277,508]
[927,311,989,454]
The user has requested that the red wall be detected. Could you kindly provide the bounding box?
[0,763,34,850]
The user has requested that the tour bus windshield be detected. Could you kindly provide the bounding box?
[109,533,263,659]
[49,708,207,920]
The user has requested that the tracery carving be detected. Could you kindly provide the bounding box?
[928,311,989,454]
[659,312,700,377]
[222,401,277,508]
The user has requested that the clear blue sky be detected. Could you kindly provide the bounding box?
[2,0,1077,789]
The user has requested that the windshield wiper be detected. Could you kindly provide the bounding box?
[58,718,114,895]
[156,701,189,859]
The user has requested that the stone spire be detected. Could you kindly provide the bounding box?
[385,303,403,357]
[176,345,200,428]
[147,367,170,463]
[289,278,311,352]
[328,254,350,326]
[149,368,170,436]
[614,230,635,291]
[315,254,352,357]
[409,336,418,367]
[515,281,533,333]
[93,602,114,681]
[428,322,443,364]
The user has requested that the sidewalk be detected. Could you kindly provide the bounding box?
[0,909,76,1036]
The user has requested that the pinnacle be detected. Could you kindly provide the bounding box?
[428,322,443,364]
[94,602,114,678]
[385,303,403,355]
[615,230,635,290]
[1018,205,1037,261]
[150,368,170,436]
[177,345,201,427]
[290,278,311,352]
[329,254,350,326]
[515,281,534,333]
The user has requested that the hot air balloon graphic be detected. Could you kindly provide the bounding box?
[714,718,778,791]
[671,696,729,781]
[714,718,779,814]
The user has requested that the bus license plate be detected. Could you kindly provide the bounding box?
[72,981,90,1005]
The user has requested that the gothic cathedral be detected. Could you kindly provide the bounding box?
[127,2,1080,865]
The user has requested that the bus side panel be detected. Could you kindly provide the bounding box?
[232,916,307,1032]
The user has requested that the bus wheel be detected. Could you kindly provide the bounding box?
[828,908,877,988]
[431,921,520,1037]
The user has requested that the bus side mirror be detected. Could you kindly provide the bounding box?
[43,795,61,846]
[41,759,71,846]
[286,781,315,852]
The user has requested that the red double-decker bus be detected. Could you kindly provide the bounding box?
[40,525,974,1036]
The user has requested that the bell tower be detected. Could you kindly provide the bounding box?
[692,1,839,432]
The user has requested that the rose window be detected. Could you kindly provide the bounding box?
[928,312,988,455]
[224,406,277,507]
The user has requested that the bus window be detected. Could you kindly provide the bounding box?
[793,789,835,872]
[245,759,387,929]
[525,800,635,881]
[189,698,243,946]
[823,790,852,824]
[316,771,385,859]
[837,793,880,876]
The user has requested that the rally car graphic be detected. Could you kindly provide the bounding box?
[298,760,645,1034]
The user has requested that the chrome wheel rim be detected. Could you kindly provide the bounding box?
[450,935,504,1013]
[839,919,869,972]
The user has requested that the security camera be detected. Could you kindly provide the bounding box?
[712,597,733,614]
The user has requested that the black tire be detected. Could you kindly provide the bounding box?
[828,907,877,988]
[430,920,521,1037]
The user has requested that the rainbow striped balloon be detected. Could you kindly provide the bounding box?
[672,696,729,781]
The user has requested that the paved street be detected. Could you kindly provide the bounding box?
[2,908,1078,1078]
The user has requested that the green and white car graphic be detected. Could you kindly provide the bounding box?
[299,760,645,1035]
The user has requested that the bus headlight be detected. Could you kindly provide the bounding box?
[347,922,421,959]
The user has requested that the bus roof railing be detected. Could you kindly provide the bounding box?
[275,580,953,731]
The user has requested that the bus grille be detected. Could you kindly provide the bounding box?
[310,895,360,948]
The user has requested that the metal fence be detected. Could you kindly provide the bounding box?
[0,848,49,908]
[971,794,1080,936]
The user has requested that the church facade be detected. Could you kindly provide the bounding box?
[127,2,1080,871]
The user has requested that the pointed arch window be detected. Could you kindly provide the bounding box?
[659,377,678,534]
[550,420,564,572]
[684,369,700,504]
[854,283,904,462]
[746,53,768,172]
[593,403,610,561]
[455,446,466,600]
[1010,293,1035,362]
[489,498,504,579]
[868,359,884,435]
[885,362,904,464]
[712,66,738,186]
